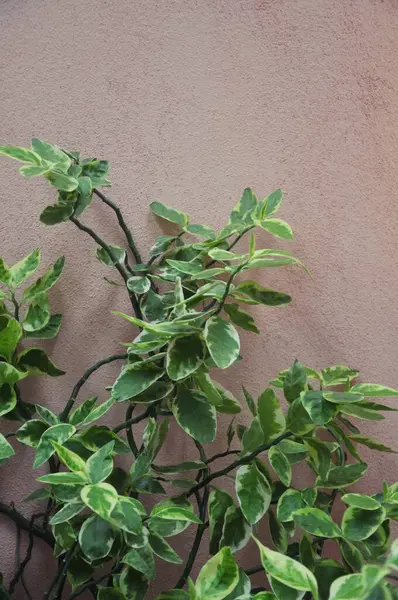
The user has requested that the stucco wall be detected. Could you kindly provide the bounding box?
[1,0,398,597]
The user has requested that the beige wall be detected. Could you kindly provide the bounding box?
[1,0,398,597]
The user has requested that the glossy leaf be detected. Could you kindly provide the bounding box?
[269,509,288,553]
[204,316,240,369]
[254,537,318,599]
[235,280,291,306]
[150,201,188,227]
[166,335,204,380]
[79,515,116,560]
[341,493,381,511]
[235,462,272,524]
[122,545,156,579]
[277,489,306,522]
[81,482,118,519]
[0,433,15,461]
[112,364,165,401]
[0,318,22,362]
[283,361,307,403]
[0,145,41,164]
[17,348,65,377]
[300,390,337,425]
[22,256,65,303]
[16,419,48,447]
[208,489,234,555]
[342,506,386,541]
[269,446,292,487]
[224,302,259,333]
[173,388,217,444]
[293,507,341,538]
[196,547,239,600]
[259,218,293,240]
[33,423,76,468]
[257,388,286,443]
[316,462,368,488]
[9,248,41,287]
[350,383,398,397]
[148,531,182,564]
[220,505,251,553]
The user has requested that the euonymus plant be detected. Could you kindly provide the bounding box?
[0,140,397,600]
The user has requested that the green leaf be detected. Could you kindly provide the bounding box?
[269,446,292,486]
[78,397,115,427]
[257,388,286,443]
[74,176,93,216]
[342,506,386,541]
[112,364,165,401]
[224,303,259,333]
[293,507,341,538]
[316,462,368,488]
[0,433,15,461]
[16,419,48,447]
[173,388,217,444]
[166,335,204,381]
[0,258,11,286]
[328,574,365,600]
[349,434,396,453]
[79,515,116,560]
[133,381,174,404]
[234,281,291,306]
[304,438,331,481]
[235,463,272,525]
[31,138,70,167]
[283,361,307,403]
[242,386,256,416]
[23,314,63,339]
[208,489,234,555]
[230,187,257,224]
[81,482,118,519]
[213,383,241,414]
[97,587,125,600]
[9,248,41,287]
[51,440,86,473]
[253,537,318,599]
[123,545,156,579]
[119,567,149,600]
[33,423,75,468]
[76,426,129,455]
[96,245,126,267]
[151,499,201,524]
[223,568,250,600]
[220,505,251,553]
[269,509,288,553]
[67,557,94,592]
[153,460,206,475]
[277,489,306,522]
[0,318,22,362]
[241,417,265,454]
[286,398,315,435]
[190,267,227,281]
[150,201,188,227]
[69,397,98,426]
[186,223,216,239]
[0,362,27,385]
[0,383,16,417]
[38,472,87,484]
[110,497,144,533]
[148,531,183,564]
[40,203,74,225]
[127,276,151,295]
[204,316,240,369]
[269,578,302,600]
[166,259,203,275]
[17,348,65,376]
[37,404,62,426]
[86,441,114,484]
[195,372,223,407]
[258,218,293,240]
[339,403,385,421]
[207,248,241,261]
[45,171,79,191]
[195,547,239,600]
[20,164,50,177]
[22,293,50,332]
[0,145,41,164]
[341,493,381,510]
[350,383,398,397]
[50,502,85,525]
[321,366,359,387]
[338,539,364,572]
[260,189,283,218]
[323,392,364,404]
[22,256,65,303]
[300,391,337,425]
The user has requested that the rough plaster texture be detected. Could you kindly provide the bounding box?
[1,0,398,597]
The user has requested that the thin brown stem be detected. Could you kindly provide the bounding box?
[93,189,142,264]
[0,502,54,547]
[59,352,128,422]
[187,431,292,498]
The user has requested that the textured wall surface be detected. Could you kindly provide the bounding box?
[1,0,398,597]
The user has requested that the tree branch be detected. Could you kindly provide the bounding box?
[112,406,151,433]
[59,352,128,422]
[0,502,54,547]
[187,431,292,498]
[69,216,142,318]
[93,189,142,264]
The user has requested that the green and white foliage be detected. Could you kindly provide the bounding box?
[0,141,397,600]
